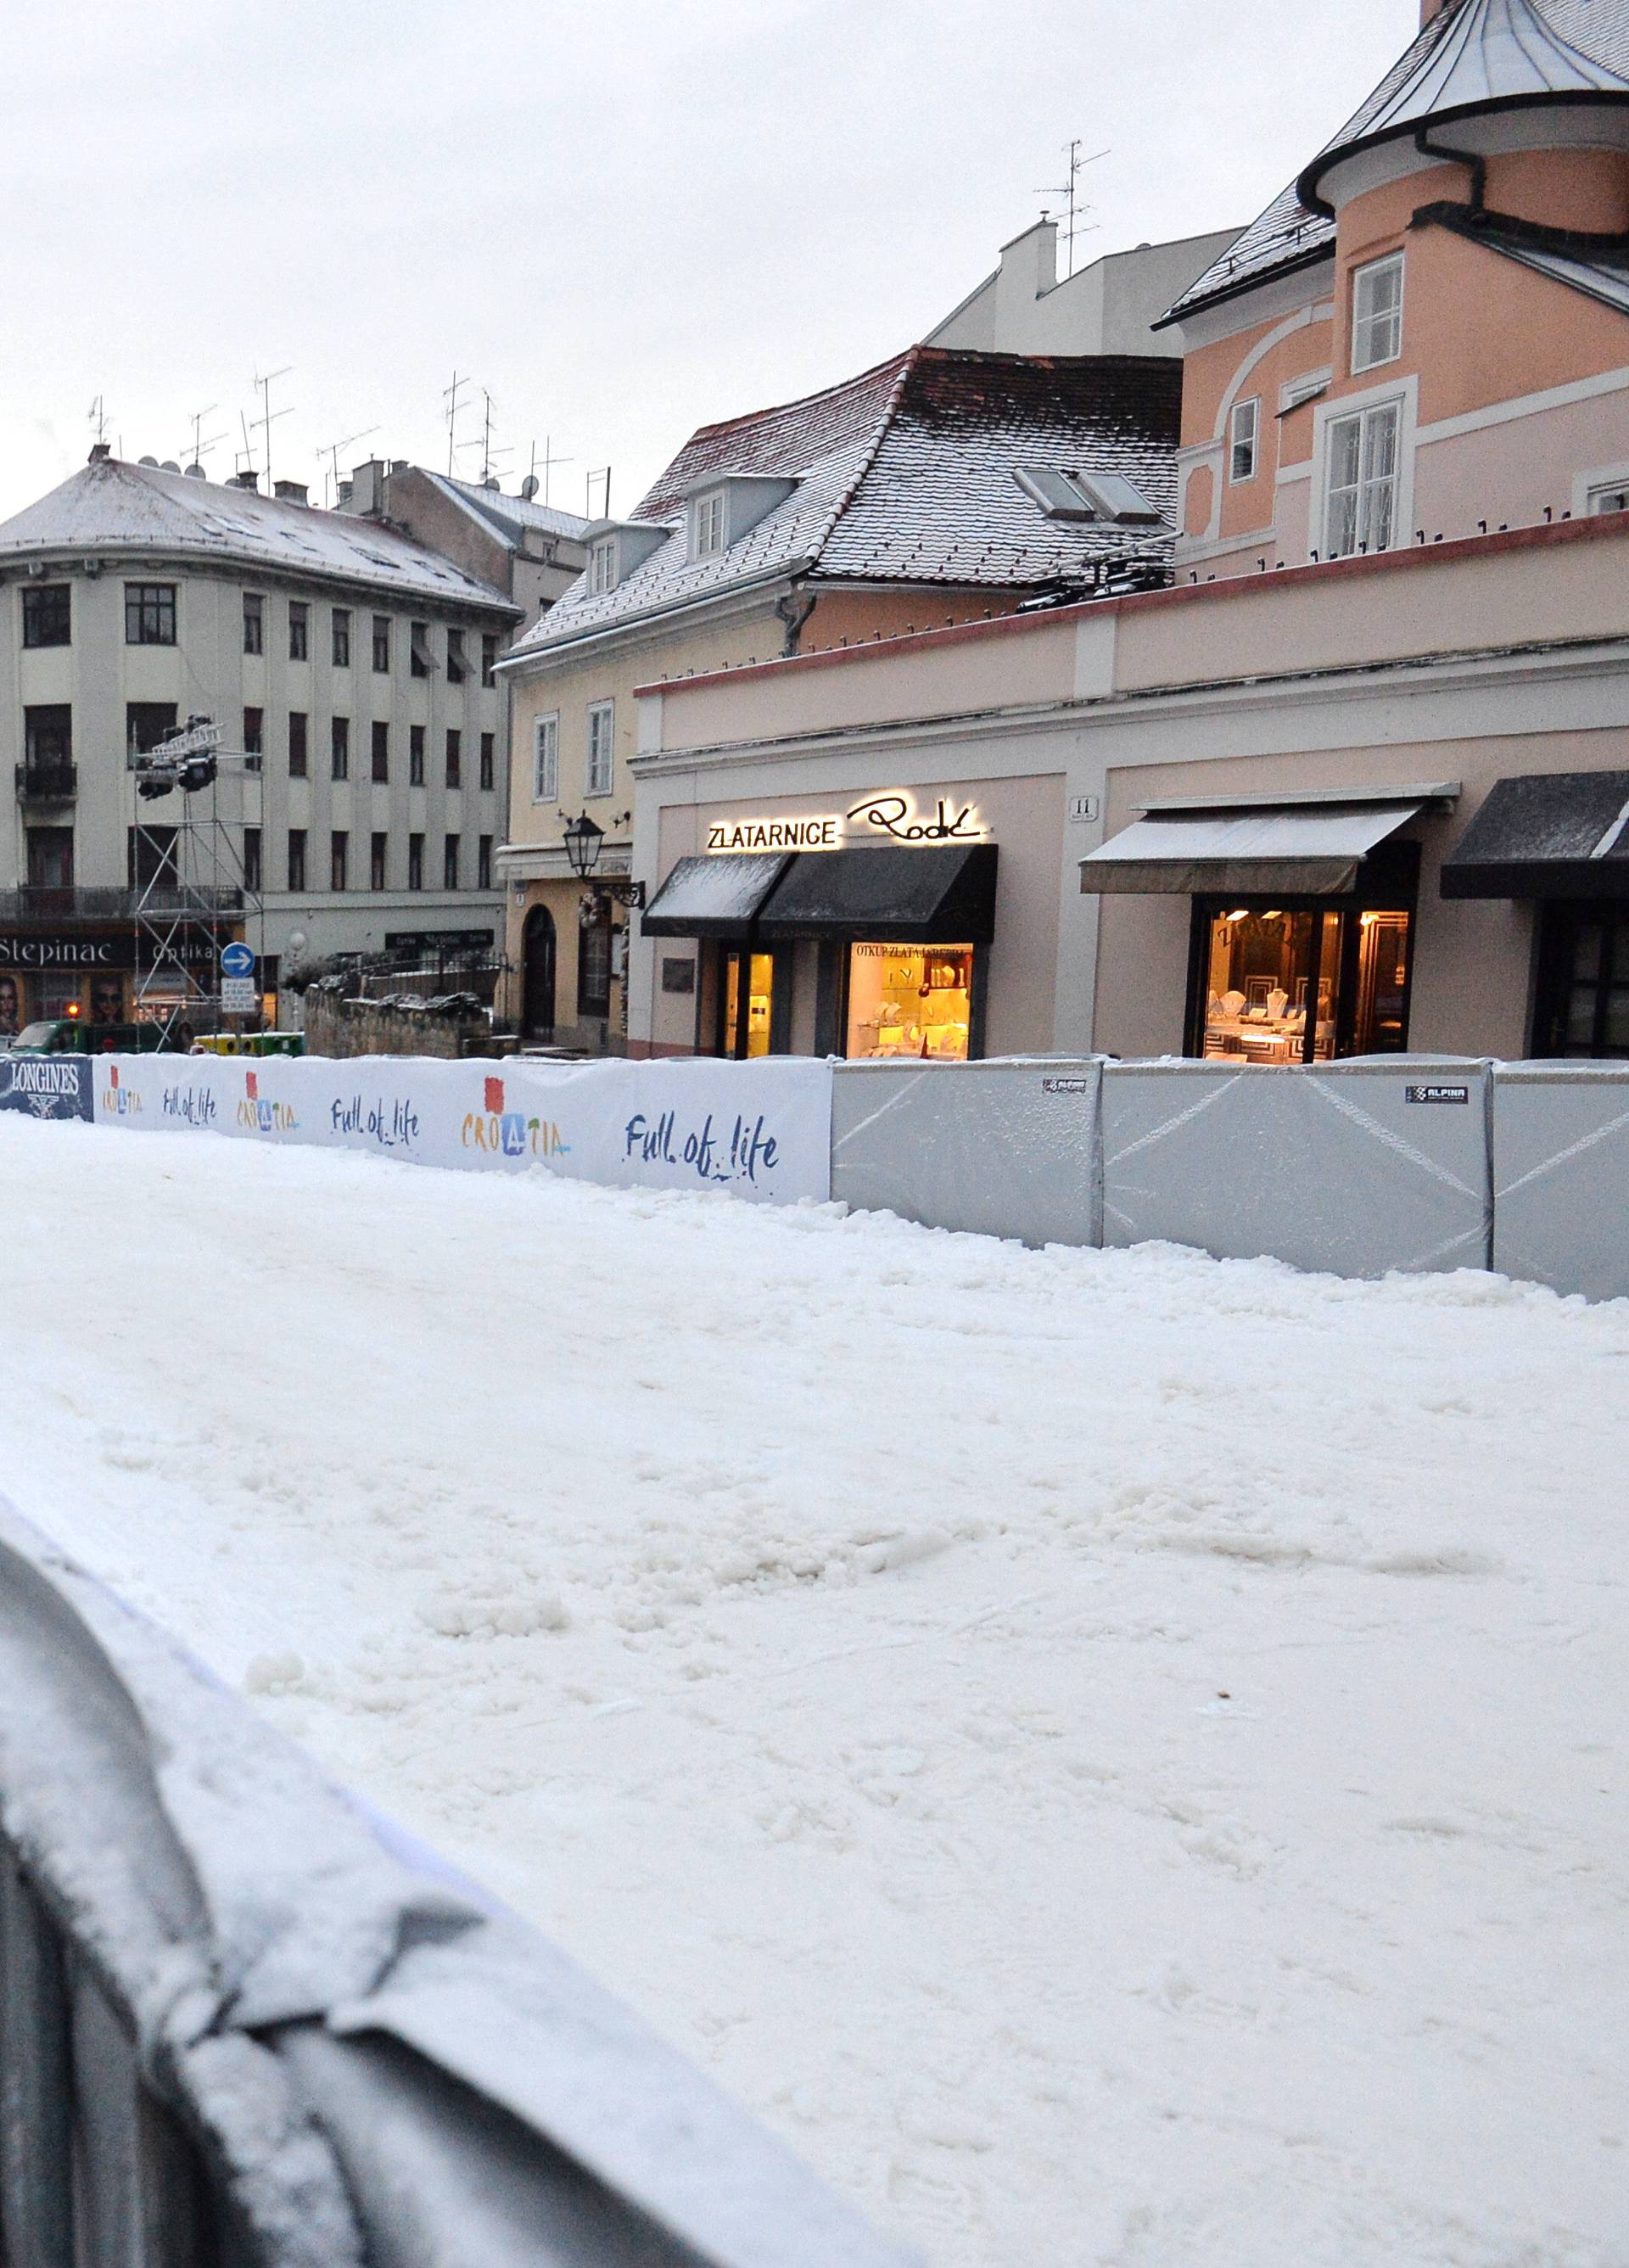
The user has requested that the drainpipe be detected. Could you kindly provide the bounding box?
[775,588,817,658]
[1414,124,1486,216]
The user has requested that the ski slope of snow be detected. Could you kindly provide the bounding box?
[0,1114,1624,2267]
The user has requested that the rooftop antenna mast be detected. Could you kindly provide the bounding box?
[525,436,574,507]
[250,365,294,489]
[88,395,110,449]
[479,389,510,487]
[1034,138,1109,278]
[236,410,257,479]
[586,466,612,520]
[444,370,473,476]
[185,404,228,473]
[317,425,380,507]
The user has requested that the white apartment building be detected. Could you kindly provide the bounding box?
[0,449,519,1030]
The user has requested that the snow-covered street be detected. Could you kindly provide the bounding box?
[0,1114,1624,2267]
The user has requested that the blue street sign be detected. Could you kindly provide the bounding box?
[221,943,256,978]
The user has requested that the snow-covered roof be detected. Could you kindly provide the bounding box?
[0,456,519,613]
[508,347,1182,659]
[422,472,592,548]
[1161,0,1629,328]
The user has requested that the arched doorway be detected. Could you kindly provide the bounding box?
[522,904,557,1039]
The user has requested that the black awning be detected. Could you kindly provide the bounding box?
[1441,771,1629,899]
[756,843,998,944]
[641,852,792,938]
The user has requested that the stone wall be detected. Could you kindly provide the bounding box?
[302,990,489,1061]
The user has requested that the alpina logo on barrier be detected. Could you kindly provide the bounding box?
[462,1074,569,1159]
[238,1067,298,1134]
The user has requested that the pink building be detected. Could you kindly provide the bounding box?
[629,0,1629,1068]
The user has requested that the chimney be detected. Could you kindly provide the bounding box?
[87,442,111,463]
[273,479,309,505]
[350,457,387,516]
[231,468,260,491]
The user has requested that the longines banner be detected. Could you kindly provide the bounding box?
[91,1052,833,1206]
[0,1056,93,1122]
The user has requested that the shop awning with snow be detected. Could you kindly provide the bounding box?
[756,843,999,943]
[1441,770,1629,899]
[1080,785,1455,897]
[641,851,792,938]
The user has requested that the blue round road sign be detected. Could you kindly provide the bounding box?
[221,943,256,978]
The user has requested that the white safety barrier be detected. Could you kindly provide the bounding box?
[92,1051,833,1207]
[1492,1062,1629,1302]
[0,1496,917,2268]
[831,1059,1102,1246]
[1100,1057,1494,1279]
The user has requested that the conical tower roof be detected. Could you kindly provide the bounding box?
[1298,0,1629,212]
[1161,0,1629,327]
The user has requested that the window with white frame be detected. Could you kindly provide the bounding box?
[1351,253,1404,374]
[1587,481,1629,516]
[589,538,618,595]
[1325,401,1402,558]
[1229,397,1260,484]
[532,713,559,802]
[585,702,614,797]
[692,490,726,558]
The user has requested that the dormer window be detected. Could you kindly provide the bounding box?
[692,490,726,559]
[1352,253,1404,375]
[1014,466,1166,528]
[590,538,619,595]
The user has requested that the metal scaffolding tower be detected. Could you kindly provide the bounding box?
[131,719,264,1044]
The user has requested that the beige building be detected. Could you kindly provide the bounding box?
[624,0,1629,1072]
[496,338,1182,1050]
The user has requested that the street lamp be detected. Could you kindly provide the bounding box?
[562,812,645,914]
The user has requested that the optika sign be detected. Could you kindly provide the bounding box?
[462,1075,568,1160]
[705,793,988,854]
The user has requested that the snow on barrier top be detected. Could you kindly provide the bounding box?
[0,1495,918,2268]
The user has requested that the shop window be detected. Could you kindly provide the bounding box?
[22,583,70,647]
[1533,904,1629,1057]
[845,943,974,1061]
[719,949,775,1058]
[1194,902,1411,1064]
[579,905,613,1017]
[1325,402,1400,559]
[1351,252,1403,373]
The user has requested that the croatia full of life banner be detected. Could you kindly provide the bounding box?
[90,1050,834,1207]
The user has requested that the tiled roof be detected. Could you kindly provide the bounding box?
[1161,0,1629,328]
[0,457,518,612]
[428,472,592,546]
[509,349,1180,658]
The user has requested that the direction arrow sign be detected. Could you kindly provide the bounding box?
[221,943,256,979]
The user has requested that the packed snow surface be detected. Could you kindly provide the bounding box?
[0,1116,1624,2267]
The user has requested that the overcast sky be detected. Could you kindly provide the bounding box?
[0,2,1419,524]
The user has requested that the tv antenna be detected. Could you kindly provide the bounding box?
[586,466,613,520]
[317,425,380,507]
[250,365,294,488]
[477,388,511,485]
[1035,138,1108,278]
[444,369,476,475]
[88,395,111,448]
[524,436,573,507]
[185,404,228,472]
